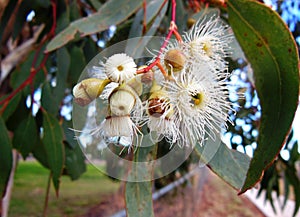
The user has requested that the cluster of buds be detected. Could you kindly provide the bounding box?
[73,16,235,149]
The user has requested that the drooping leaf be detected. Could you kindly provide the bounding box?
[32,138,50,169]
[227,0,299,193]
[45,0,143,52]
[53,47,70,106]
[42,111,64,195]
[0,117,12,199]
[12,113,38,159]
[195,141,250,190]
[41,82,57,115]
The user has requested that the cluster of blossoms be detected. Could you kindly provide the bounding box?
[73,16,235,149]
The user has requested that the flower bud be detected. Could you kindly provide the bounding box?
[164,49,186,72]
[126,75,143,96]
[138,65,154,85]
[109,88,136,116]
[73,78,110,106]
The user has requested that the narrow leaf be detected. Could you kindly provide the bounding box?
[53,47,70,106]
[42,111,64,195]
[69,46,86,85]
[46,0,143,52]
[0,117,12,198]
[228,0,299,193]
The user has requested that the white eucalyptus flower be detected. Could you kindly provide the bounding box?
[183,16,233,72]
[165,68,233,147]
[104,53,137,83]
[93,84,143,148]
[145,83,178,144]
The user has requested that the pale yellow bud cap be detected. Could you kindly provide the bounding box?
[109,89,136,116]
[73,78,110,106]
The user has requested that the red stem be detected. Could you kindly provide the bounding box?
[136,0,182,75]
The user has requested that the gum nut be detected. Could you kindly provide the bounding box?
[164,49,186,72]
[126,75,143,96]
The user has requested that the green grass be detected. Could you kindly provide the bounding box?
[9,160,120,217]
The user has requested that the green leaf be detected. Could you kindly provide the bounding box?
[126,0,168,57]
[53,47,70,106]
[45,0,143,52]
[125,181,154,217]
[12,114,38,159]
[42,111,64,195]
[227,0,299,193]
[5,94,30,131]
[41,82,57,115]
[63,141,86,181]
[128,0,165,38]
[0,117,12,198]
[125,145,156,217]
[10,51,44,90]
[195,141,250,190]
[61,121,86,181]
[0,91,21,121]
[68,46,86,85]
[32,138,50,169]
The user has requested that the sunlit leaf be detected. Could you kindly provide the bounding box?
[42,111,64,195]
[45,0,143,52]
[0,117,12,198]
[228,0,299,193]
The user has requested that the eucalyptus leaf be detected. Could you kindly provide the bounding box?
[195,141,250,190]
[228,0,299,193]
[46,0,143,52]
[125,145,156,217]
[42,111,64,195]
[13,113,38,159]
